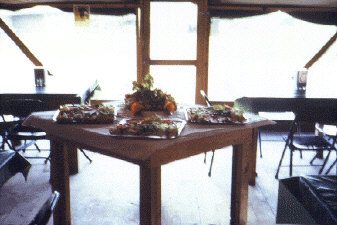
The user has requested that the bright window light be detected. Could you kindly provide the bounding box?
[0,6,136,100]
[209,11,337,101]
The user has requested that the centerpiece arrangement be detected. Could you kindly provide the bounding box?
[124,74,177,115]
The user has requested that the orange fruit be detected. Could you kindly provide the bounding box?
[164,101,176,112]
[131,102,144,114]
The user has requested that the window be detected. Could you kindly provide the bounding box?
[149,2,197,104]
[0,6,136,100]
[208,11,337,101]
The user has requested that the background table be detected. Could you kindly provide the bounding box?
[0,85,82,111]
[234,89,337,114]
[24,108,273,225]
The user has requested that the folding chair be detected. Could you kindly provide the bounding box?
[2,99,50,163]
[275,106,337,179]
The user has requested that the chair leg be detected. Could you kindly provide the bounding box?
[34,143,41,152]
[258,129,262,158]
[290,150,293,177]
[275,140,289,179]
[319,150,332,174]
[79,148,92,163]
[325,159,336,174]
[208,150,215,177]
[310,152,319,165]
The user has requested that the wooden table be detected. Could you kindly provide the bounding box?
[24,109,274,225]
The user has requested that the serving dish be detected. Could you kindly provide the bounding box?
[185,106,247,125]
[53,104,116,124]
[109,115,186,139]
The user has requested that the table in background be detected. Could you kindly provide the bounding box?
[24,108,273,225]
[234,89,337,114]
[0,86,82,111]
[234,89,337,173]
[0,85,83,174]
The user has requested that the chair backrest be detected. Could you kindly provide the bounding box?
[29,191,60,225]
[200,90,212,106]
[82,80,100,104]
[2,99,45,119]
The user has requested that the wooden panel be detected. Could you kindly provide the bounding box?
[149,129,249,167]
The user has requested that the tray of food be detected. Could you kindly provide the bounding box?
[109,115,186,139]
[185,105,247,125]
[54,104,116,124]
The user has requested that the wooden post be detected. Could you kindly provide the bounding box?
[139,163,161,225]
[50,140,71,225]
[196,0,210,104]
[0,17,43,67]
[231,143,249,225]
[138,0,151,82]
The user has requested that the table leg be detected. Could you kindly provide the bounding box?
[231,143,249,225]
[248,128,258,186]
[68,146,78,175]
[50,140,71,225]
[139,163,161,225]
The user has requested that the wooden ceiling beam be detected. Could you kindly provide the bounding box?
[305,31,337,69]
[0,17,43,66]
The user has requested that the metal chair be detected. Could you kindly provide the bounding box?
[275,107,337,179]
[314,124,337,174]
[2,99,50,163]
[29,191,60,225]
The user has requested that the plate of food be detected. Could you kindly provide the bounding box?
[185,104,247,125]
[54,104,116,124]
[109,114,186,139]
[123,74,177,115]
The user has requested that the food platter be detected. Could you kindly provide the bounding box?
[53,104,116,124]
[185,106,247,125]
[109,115,186,139]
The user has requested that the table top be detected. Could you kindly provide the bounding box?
[235,90,337,113]
[0,85,82,97]
[23,107,274,167]
[238,86,337,99]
